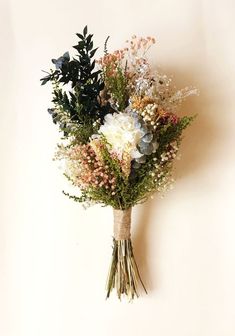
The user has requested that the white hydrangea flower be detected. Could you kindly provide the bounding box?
[98,112,145,159]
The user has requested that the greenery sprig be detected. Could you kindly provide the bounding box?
[41,26,113,142]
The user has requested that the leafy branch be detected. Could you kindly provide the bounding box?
[41,26,114,142]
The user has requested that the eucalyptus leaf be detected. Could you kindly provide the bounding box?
[63,52,70,60]
[139,142,153,155]
[136,155,146,164]
[132,161,141,169]
[142,133,153,143]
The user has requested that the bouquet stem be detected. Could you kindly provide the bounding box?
[106,208,147,300]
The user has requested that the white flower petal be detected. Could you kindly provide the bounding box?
[98,112,144,160]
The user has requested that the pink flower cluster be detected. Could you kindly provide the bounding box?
[126,35,156,57]
[161,112,179,125]
[97,35,156,78]
[97,49,127,78]
[68,144,117,194]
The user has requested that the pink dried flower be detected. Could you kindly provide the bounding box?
[63,143,117,193]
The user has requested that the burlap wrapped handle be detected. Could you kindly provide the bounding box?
[113,208,132,240]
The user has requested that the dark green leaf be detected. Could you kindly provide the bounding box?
[86,34,93,44]
[76,33,84,40]
[83,25,88,36]
[90,47,98,58]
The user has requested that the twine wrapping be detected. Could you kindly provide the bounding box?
[113,208,132,240]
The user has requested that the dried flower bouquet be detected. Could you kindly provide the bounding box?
[41,26,197,300]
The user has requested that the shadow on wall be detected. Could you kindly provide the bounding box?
[132,66,218,293]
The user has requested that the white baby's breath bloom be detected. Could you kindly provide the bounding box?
[98,112,144,159]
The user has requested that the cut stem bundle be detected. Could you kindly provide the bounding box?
[106,208,147,300]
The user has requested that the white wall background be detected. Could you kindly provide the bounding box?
[1,0,235,335]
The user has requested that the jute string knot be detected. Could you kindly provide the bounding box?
[113,208,132,240]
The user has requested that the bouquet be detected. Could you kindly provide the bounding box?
[41,26,197,300]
